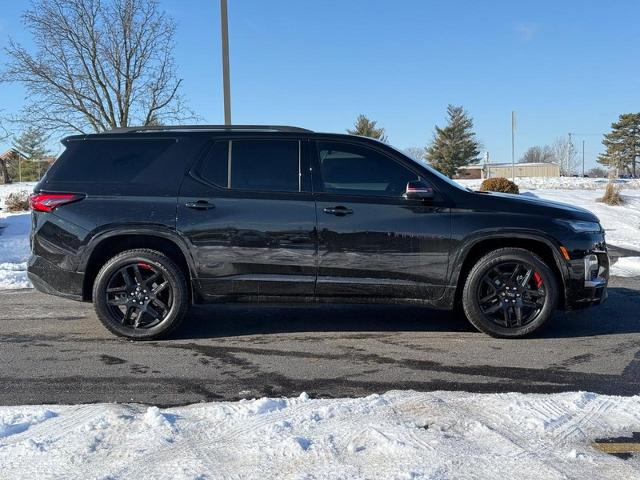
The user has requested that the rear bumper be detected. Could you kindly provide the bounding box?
[27,254,84,301]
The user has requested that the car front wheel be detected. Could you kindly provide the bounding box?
[462,247,559,338]
[92,249,189,340]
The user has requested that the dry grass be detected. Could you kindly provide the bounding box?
[4,190,31,212]
[598,182,624,206]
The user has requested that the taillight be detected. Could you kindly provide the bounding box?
[29,193,83,212]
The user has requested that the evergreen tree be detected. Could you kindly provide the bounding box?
[11,128,51,181]
[597,113,640,177]
[347,114,388,142]
[425,105,481,177]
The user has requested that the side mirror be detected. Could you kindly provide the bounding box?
[403,181,434,201]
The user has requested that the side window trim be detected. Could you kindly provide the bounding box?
[227,140,232,188]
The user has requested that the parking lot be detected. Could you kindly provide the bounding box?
[0,276,638,406]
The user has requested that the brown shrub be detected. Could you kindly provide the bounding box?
[4,190,31,212]
[479,177,520,194]
[598,182,623,206]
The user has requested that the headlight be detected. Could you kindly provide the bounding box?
[558,220,602,233]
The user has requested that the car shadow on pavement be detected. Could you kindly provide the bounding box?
[541,287,640,339]
[174,303,473,340]
[172,287,640,340]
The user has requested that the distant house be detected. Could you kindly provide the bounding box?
[0,148,25,163]
[453,164,484,179]
[455,162,560,179]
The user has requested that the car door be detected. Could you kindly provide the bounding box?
[312,139,451,300]
[177,137,317,299]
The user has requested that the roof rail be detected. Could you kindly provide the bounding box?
[107,125,313,134]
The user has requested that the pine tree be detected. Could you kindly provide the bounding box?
[597,113,640,177]
[347,114,388,142]
[11,128,51,181]
[425,105,481,177]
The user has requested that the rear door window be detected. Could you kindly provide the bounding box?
[197,139,301,193]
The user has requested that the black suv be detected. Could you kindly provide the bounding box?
[28,125,608,339]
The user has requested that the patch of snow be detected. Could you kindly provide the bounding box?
[0,182,37,211]
[0,213,32,289]
[0,391,638,479]
[610,257,640,277]
[459,177,640,191]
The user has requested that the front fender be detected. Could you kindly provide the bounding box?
[447,228,570,289]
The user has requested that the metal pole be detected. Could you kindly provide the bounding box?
[568,133,573,176]
[582,140,585,177]
[511,111,516,181]
[220,0,231,125]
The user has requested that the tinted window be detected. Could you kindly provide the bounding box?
[49,139,174,183]
[231,140,300,192]
[317,141,420,197]
[198,141,229,187]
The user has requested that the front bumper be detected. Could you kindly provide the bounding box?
[27,254,84,301]
[563,246,609,310]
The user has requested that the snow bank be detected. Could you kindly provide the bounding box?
[0,182,36,211]
[610,257,640,277]
[0,213,31,289]
[0,183,35,289]
[0,391,638,479]
[459,177,640,191]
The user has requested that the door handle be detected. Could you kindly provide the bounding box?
[323,206,353,216]
[185,200,215,210]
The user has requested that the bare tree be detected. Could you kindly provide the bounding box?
[404,146,426,163]
[552,137,579,176]
[2,0,191,134]
[519,145,555,164]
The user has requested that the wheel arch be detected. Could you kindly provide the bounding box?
[81,229,196,302]
[451,234,567,309]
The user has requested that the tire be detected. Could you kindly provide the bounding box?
[92,249,189,340]
[462,247,559,338]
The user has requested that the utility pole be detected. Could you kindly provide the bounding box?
[511,111,516,181]
[582,140,585,177]
[568,132,573,176]
[220,0,231,125]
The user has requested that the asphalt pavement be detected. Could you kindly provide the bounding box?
[0,275,639,406]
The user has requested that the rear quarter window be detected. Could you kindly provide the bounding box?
[43,138,202,196]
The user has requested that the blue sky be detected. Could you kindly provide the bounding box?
[1,0,639,168]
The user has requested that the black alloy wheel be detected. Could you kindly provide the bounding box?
[105,262,173,329]
[93,249,189,339]
[462,247,558,338]
[476,261,546,328]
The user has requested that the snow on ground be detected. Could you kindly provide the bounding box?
[0,182,36,211]
[459,177,640,191]
[0,391,638,479]
[610,257,640,278]
[0,183,35,289]
[0,213,31,289]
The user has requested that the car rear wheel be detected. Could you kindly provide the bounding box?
[462,248,558,338]
[92,249,189,340]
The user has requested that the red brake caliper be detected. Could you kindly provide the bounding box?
[533,272,544,289]
[137,262,153,270]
